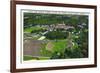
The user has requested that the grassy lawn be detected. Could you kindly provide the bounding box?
[24,26,45,33]
[40,39,67,57]
[24,55,37,61]
[38,57,50,60]
[52,40,67,52]
[23,55,50,61]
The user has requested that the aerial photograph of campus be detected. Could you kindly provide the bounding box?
[23,12,88,61]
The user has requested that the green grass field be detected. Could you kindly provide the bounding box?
[40,40,67,58]
[24,26,45,33]
[52,40,67,52]
[24,55,36,61]
[24,55,50,61]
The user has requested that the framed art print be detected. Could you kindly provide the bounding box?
[10,0,97,72]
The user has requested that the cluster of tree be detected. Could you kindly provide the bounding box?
[50,47,83,59]
[24,13,88,29]
[44,31,69,40]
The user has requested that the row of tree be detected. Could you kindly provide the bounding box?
[24,13,88,28]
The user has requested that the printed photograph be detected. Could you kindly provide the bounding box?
[23,11,88,61]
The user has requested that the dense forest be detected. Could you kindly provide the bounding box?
[23,12,88,61]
